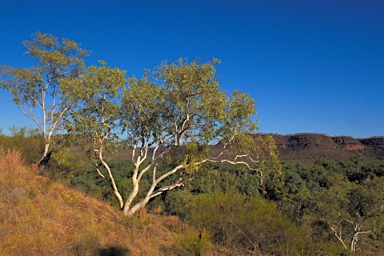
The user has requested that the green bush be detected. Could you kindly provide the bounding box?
[164,189,193,219]
[0,126,43,164]
[186,190,307,255]
[176,226,211,256]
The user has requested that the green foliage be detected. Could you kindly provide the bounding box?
[0,126,43,164]
[183,142,209,173]
[176,226,212,256]
[183,163,261,195]
[121,58,258,148]
[278,158,384,254]
[164,190,193,219]
[192,165,239,193]
[66,61,126,140]
[186,190,306,255]
[311,179,384,253]
[279,168,312,226]
[50,147,91,174]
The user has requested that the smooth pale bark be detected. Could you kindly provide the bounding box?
[38,142,50,166]
[119,135,264,217]
[95,145,124,209]
[122,163,185,217]
[329,220,372,254]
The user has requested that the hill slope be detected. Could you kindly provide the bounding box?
[0,148,207,256]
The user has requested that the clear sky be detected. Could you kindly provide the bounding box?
[0,0,383,138]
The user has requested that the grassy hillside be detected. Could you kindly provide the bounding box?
[0,148,213,256]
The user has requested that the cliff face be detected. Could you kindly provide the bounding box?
[332,136,365,151]
[273,134,336,150]
[269,133,384,163]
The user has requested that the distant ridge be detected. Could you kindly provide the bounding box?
[265,133,384,164]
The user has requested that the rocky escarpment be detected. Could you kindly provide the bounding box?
[269,133,384,163]
[273,134,336,150]
[332,136,365,151]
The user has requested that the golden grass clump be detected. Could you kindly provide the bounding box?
[0,148,27,178]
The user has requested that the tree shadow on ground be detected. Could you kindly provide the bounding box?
[98,246,130,256]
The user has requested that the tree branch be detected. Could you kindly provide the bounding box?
[149,178,184,199]
[329,224,348,251]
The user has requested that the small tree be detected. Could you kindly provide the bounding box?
[117,58,280,217]
[314,177,384,254]
[0,32,89,167]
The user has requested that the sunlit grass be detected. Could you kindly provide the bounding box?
[0,147,214,255]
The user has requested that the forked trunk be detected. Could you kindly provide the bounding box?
[124,201,148,218]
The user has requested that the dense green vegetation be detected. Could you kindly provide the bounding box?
[1,128,383,255]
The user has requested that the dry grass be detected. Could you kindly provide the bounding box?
[0,148,212,256]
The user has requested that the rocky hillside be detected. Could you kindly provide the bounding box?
[270,133,384,164]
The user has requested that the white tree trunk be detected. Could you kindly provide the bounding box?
[37,142,50,167]
[125,199,149,218]
[122,179,140,216]
[95,147,124,209]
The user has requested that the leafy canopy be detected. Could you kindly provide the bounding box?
[121,58,258,152]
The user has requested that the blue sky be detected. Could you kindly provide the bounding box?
[1,0,383,138]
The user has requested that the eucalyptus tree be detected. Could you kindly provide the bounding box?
[0,32,89,166]
[118,58,281,217]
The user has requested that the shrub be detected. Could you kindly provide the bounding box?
[186,190,307,255]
